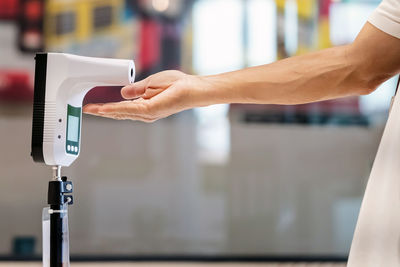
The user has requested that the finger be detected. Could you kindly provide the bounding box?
[121,114,157,123]
[142,88,164,99]
[121,77,149,99]
[96,110,156,122]
[83,101,151,121]
[99,113,124,120]
[122,70,184,100]
[97,99,161,122]
[83,103,104,115]
[98,100,149,115]
[144,84,186,112]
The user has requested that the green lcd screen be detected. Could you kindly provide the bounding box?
[66,105,81,155]
[67,115,79,142]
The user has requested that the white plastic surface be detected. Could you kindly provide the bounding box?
[42,53,135,166]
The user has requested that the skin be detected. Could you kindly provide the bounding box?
[84,23,400,122]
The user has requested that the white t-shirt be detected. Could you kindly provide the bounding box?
[368,0,400,39]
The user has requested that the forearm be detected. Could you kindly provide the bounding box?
[201,45,366,106]
[199,23,400,106]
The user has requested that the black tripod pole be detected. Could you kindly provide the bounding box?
[47,166,73,267]
[49,204,64,267]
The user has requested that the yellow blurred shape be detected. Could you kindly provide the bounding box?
[45,0,123,48]
[276,0,316,19]
[318,17,332,49]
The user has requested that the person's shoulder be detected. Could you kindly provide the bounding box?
[368,0,400,39]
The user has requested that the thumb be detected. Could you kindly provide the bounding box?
[121,78,148,99]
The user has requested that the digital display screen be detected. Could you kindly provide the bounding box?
[67,115,79,142]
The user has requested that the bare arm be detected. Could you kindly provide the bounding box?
[84,23,400,122]
[206,23,400,105]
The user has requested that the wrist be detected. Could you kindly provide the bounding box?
[194,74,235,106]
[183,75,222,108]
[184,71,248,108]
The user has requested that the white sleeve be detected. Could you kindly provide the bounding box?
[368,0,400,39]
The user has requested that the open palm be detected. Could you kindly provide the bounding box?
[83,70,209,122]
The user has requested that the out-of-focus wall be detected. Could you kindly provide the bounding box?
[0,105,383,255]
[227,122,381,255]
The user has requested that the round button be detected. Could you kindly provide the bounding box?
[67,145,71,151]
[74,146,78,152]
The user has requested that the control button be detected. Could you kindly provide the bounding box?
[74,146,78,152]
[67,145,71,151]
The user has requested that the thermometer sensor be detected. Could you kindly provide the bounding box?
[31,52,135,167]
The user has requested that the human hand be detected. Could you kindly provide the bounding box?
[83,70,212,122]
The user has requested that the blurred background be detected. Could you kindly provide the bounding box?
[0,0,398,263]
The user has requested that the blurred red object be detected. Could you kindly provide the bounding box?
[139,19,162,71]
[24,0,41,20]
[0,70,33,102]
[0,0,19,20]
[319,0,332,17]
[18,0,44,52]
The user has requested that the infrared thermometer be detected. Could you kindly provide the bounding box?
[31,53,135,167]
